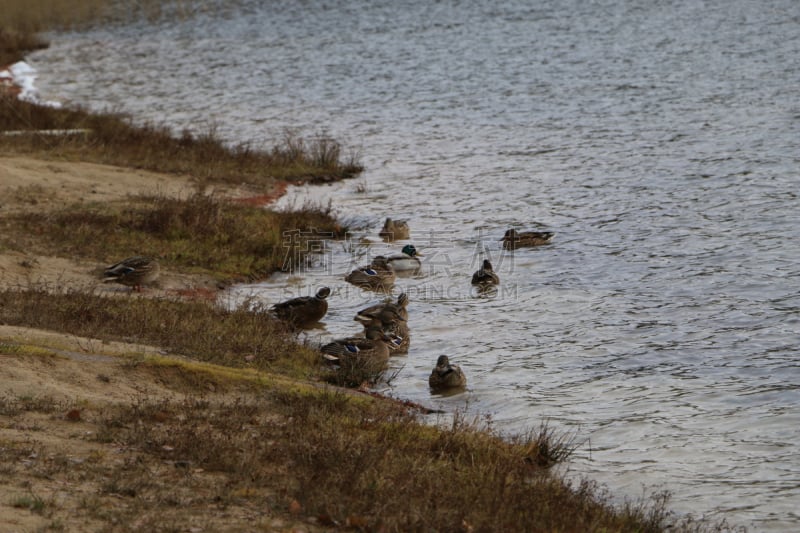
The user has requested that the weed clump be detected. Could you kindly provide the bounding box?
[0,95,362,185]
[88,392,691,532]
[0,287,319,377]
[0,192,344,282]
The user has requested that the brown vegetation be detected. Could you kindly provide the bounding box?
[1,335,691,533]
[0,95,362,186]
[0,4,734,532]
[1,191,343,284]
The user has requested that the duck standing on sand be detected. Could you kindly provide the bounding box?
[102,256,160,291]
[345,256,396,292]
[379,218,410,241]
[429,355,467,391]
[501,228,554,250]
[386,244,423,274]
[471,259,499,286]
[270,287,331,328]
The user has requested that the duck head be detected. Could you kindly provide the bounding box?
[401,244,422,257]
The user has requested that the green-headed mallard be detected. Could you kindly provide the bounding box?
[320,322,400,371]
[429,355,467,391]
[355,293,409,324]
[102,256,160,291]
[501,228,554,250]
[270,286,330,328]
[471,259,499,286]
[379,218,410,241]
[345,256,396,292]
[386,244,423,273]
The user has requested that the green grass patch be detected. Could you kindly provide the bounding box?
[10,492,47,514]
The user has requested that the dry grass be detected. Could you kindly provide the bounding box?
[0,288,742,532]
[0,381,727,533]
[0,191,343,283]
[0,95,362,186]
[0,287,319,378]
[2,1,362,188]
[0,291,735,531]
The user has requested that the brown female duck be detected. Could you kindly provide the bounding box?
[379,218,410,241]
[270,287,331,328]
[428,355,467,391]
[471,259,499,286]
[355,293,409,323]
[501,228,554,250]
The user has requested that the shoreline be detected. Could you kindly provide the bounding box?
[0,21,720,531]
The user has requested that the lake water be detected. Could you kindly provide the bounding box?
[30,0,800,530]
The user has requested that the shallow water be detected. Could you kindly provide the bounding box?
[30,0,800,529]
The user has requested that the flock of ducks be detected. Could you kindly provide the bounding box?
[268,219,555,392]
[100,219,554,393]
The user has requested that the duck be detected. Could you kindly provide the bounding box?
[355,293,409,324]
[471,259,499,286]
[428,355,467,391]
[379,218,410,241]
[385,244,423,273]
[357,305,410,355]
[345,256,396,292]
[102,256,160,291]
[501,228,554,250]
[383,315,410,354]
[270,287,331,328]
[321,322,399,372]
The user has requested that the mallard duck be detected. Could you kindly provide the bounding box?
[471,259,499,286]
[429,355,467,391]
[355,293,409,324]
[386,244,423,273]
[379,218,410,241]
[501,228,554,250]
[383,317,410,354]
[102,256,160,291]
[345,256,396,292]
[270,287,330,328]
[320,322,399,371]
[356,305,410,354]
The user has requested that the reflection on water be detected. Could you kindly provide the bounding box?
[31,0,800,529]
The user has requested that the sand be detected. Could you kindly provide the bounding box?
[0,155,273,294]
[0,155,314,531]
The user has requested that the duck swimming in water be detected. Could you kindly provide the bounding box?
[379,218,410,241]
[471,259,499,286]
[501,228,554,250]
[345,256,396,292]
[385,244,423,273]
[428,355,467,391]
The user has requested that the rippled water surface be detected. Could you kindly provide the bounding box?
[31,0,800,529]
